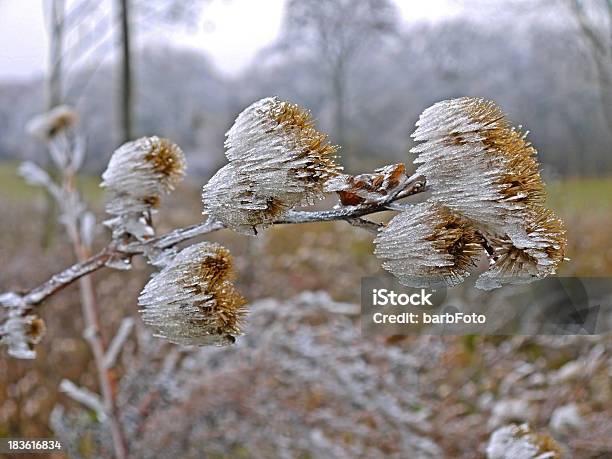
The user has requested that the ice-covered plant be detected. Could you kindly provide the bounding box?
[101,136,186,240]
[202,97,342,233]
[1,96,567,362]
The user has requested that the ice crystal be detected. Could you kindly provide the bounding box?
[374,202,483,287]
[476,208,566,290]
[203,97,341,234]
[26,105,78,141]
[101,136,186,240]
[0,293,46,359]
[411,97,545,245]
[138,242,247,346]
[409,97,566,288]
[487,424,560,459]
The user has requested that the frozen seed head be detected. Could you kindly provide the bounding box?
[411,97,545,243]
[203,97,341,233]
[202,163,289,234]
[0,294,46,359]
[138,242,247,346]
[477,208,567,290]
[101,136,186,239]
[374,202,484,287]
[487,424,560,459]
[26,105,78,141]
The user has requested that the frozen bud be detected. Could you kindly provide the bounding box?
[203,97,341,233]
[325,163,409,206]
[26,105,78,141]
[476,208,566,290]
[101,136,186,240]
[411,97,546,245]
[138,242,247,346]
[487,424,560,459]
[0,293,46,359]
[374,202,484,287]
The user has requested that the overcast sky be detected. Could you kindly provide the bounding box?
[0,0,463,81]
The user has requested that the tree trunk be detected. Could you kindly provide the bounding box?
[41,0,65,248]
[332,61,347,167]
[118,0,133,143]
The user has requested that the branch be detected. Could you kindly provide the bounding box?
[59,379,106,420]
[1,174,426,334]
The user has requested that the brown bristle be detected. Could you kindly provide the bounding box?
[187,244,247,338]
[426,207,483,274]
[272,101,342,183]
[142,195,161,208]
[28,317,46,343]
[144,138,186,184]
[462,98,546,208]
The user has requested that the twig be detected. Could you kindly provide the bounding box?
[59,379,106,420]
[103,317,135,369]
[1,175,426,324]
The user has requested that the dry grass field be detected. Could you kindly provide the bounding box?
[1,162,611,457]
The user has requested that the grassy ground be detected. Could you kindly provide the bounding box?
[0,161,611,456]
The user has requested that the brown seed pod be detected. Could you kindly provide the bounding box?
[203,97,342,234]
[101,136,186,239]
[138,242,247,346]
[477,208,567,290]
[411,97,547,244]
[374,202,484,287]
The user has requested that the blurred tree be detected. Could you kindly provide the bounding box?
[40,0,66,248]
[566,0,612,131]
[117,0,213,143]
[272,0,398,165]
[118,0,132,143]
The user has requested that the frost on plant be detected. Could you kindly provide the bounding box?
[486,424,560,459]
[138,242,247,346]
[411,97,544,236]
[202,97,342,234]
[0,293,46,359]
[25,105,78,142]
[476,208,567,289]
[374,202,483,287]
[101,136,186,241]
[325,163,410,206]
[398,97,567,289]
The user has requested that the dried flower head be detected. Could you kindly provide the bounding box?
[26,105,78,141]
[203,97,341,233]
[411,97,545,245]
[138,242,247,346]
[0,293,46,359]
[487,424,561,459]
[374,202,484,287]
[202,163,289,233]
[476,208,567,290]
[325,163,409,206]
[101,136,186,240]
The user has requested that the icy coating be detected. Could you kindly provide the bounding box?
[0,293,45,359]
[138,242,247,346]
[476,208,567,290]
[374,202,483,287]
[325,163,410,206]
[409,97,566,289]
[101,136,186,241]
[202,97,341,234]
[486,424,560,459]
